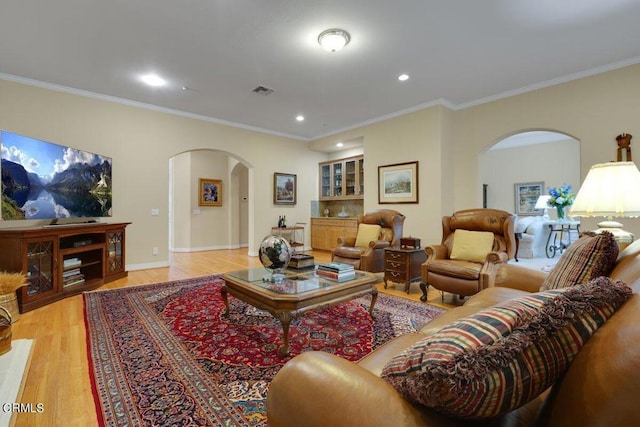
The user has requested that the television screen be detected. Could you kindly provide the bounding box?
[1,130,112,220]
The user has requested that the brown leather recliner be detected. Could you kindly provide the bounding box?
[421,208,516,300]
[332,209,405,272]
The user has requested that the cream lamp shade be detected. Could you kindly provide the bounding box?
[534,195,551,219]
[569,161,640,247]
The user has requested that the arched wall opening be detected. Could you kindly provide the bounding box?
[169,149,250,253]
[479,130,581,217]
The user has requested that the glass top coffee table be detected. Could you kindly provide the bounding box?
[221,267,378,356]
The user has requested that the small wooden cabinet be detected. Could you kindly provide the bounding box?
[0,222,130,312]
[319,155,364,200]
[383,247,427,293]
[311,218,358,251]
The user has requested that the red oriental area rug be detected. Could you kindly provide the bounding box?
[84,275,445,426]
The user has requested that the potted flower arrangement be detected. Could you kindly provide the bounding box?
[547,184,576,221]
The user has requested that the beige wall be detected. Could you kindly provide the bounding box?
[311,106,450,244]
[2,62,639,267]
[312,64,640,244]
[453,64,640,238]
[0,79,326,269]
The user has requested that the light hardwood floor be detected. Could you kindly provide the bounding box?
[10,248,457,427]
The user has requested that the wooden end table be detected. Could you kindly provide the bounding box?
[383,246,427,294]
[221,268,378,356]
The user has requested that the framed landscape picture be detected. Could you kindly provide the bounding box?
[199,178,222,207]
[514,181,544,215]
[378,161,419,204]
[274,172,297,205]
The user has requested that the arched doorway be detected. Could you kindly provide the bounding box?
[169,149,250,253]
[479,130,580,214]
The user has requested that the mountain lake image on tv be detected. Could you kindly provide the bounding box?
[1,130,112,220]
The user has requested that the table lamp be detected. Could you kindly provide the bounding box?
[569,161,640,248]
[534,195,551,219]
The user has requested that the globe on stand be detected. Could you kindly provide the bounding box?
[258,235,292,283]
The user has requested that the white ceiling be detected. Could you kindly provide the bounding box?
[2,0,640,148]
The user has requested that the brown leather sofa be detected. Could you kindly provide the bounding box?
[267,240,640,427]
[331,209,405,272]
[421,208,516,300]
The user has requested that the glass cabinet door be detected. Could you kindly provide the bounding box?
[345,159,356,196]
[358,158,364,196]
[106,230,125,275]
[321,164,331,198]
[25,238,56,298]
[333,162,343,197]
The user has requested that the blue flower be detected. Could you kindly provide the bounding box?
[547,184,575,208]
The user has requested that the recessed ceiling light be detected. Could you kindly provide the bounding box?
[398,73,410,81]
[336,142,344,147]
[140,74,166,87]
[296,115,305,122]
[318,29,351,52]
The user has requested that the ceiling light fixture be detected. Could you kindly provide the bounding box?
[296,115,305,122]
[336,142,344,147]
[398,73,410,81]
[318,29,351,52]
[140,74,166,87]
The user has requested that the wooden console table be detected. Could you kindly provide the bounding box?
[0,222,130,312]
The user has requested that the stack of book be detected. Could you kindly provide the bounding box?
[289,253,315,269]
[316,262,356,282]
[63,258,85,287]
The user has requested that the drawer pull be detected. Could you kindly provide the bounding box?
[389,253,402,259]
[389,272,402,278]
[390,262,401,268]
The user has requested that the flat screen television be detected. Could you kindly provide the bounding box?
[1,130,112,221]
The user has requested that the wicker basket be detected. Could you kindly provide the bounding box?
[0,292,20,323]
[0,306,11,356]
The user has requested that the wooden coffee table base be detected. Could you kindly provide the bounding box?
[220,278,378,356]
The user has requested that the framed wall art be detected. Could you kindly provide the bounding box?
[274,172,297,205]
[514,181,544,215]
[199,178,222,207]
[378,161,419,204]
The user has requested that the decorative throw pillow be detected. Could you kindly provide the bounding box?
[540,231,618,291]
[354,224,381,247]
[381,277,632,419]
[450,230,494,263]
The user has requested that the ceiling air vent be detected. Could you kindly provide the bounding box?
[252,85,275,95]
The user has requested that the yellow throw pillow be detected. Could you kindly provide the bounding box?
[354,224,382,247]
[450,230,494,263]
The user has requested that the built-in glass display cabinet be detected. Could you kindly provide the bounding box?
[318,155,364,200]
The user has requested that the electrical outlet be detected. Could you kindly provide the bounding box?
[151,208,159,216]
[152,247,158,255]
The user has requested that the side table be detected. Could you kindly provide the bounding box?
[383,247,427,293]
[544,220,581,258]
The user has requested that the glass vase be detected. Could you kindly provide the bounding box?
[556,206,565,221]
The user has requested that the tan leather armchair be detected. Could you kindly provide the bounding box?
[332,209,405,272]
[420,208,516,301]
